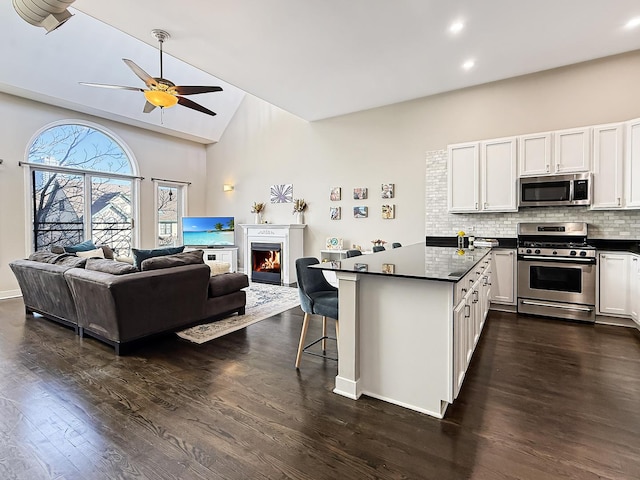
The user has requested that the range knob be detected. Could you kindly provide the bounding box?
[526,249,532,254]
[535,249,541,254]
[570,251,577,256]
[580,251,587,257]
[553,250,558,255]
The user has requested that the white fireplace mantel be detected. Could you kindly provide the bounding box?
[240,224,306,285]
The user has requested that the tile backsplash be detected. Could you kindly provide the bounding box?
[425,149,640,239]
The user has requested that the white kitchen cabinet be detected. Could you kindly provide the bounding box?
[598,252,629,317]
[452,294,470,399]
[480,138,518,212]
[629,255,639,323]
[591,123,624,210]
[448,138,517,213]
[554,127,591,174]
[519,132,553,176]
[448,142,480,212]
[490,249,516,306]
[624,118,640,208]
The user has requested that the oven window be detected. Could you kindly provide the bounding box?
[522,181,570,202]
[530,265,582,293]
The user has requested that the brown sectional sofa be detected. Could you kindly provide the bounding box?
[9,250,249,354]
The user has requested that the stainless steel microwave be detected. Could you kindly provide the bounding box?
[519,173,591,207]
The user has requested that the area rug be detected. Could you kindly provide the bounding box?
[176,282,300,344]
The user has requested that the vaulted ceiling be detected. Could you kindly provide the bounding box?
[3,1,640,144]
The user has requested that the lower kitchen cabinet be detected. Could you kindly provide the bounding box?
[629,255,640,325]
[490,249,516,308]
[598,252,629,317]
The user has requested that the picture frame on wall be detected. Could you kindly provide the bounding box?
[381,183,394,199]
[382,263,395,274]
[330,207,341,220]
[353,187,368,200]
[330,187,341,201]
[382,204,395,219]
[270,184,293,203]
[353,206,368,218]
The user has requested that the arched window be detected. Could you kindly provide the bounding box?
[25,121,140,256]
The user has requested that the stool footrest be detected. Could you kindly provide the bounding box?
[303,335,338,361]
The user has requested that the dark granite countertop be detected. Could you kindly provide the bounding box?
[425,236,517,248]
[589,239,640,254]
[312,243,491,282]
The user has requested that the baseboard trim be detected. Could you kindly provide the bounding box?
[0,290,21,300]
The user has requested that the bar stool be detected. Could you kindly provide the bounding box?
[294,257,339,368]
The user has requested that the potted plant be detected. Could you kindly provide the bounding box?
[292,198,307,224]
[251,202,265,224]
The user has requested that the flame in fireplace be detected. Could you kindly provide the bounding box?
[258,251,280,271]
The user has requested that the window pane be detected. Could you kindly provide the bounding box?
[29,124,132,175]
[91,177,133,257]
[158,186,179,247]
[32,169,84,251]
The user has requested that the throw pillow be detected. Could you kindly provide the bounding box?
[29,251,67,264]
[131,246,185,269]
[140,249,204,271]
[76,247,105,259]
[64,239,97,253]
[54,256,87,268]
[85,258,138,275]
[97,245,115,260]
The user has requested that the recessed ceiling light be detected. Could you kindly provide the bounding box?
[625,17,640,29]
[449,21,464,34]
[462,60,475,71]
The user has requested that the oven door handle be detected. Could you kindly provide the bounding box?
[518,255,596,264]
[520,300,594,313]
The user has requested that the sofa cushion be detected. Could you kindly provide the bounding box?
[86,258,139,275]
[131,246,185,269]
[141,250,204,271]
[55,256,88,268]
[64,239,97,253]
[76,247,105,259]
[29,251,61,263]
[54,243,115,259]
[208,272,249,298]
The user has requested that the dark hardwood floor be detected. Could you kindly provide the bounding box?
[1,297,640,480]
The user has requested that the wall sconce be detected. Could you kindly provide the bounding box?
[13,0,75,33]
[223,184,234,192]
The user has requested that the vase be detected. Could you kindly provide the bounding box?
[296,211,304,224]
[254,213,262,224]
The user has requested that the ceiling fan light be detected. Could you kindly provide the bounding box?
[144,90,178,108]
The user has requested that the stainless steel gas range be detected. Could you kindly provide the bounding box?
[517,222,596,323]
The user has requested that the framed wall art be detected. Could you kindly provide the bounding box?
[353,187,368,200]
[381,183,394,199]
[330,187,341,201]
[330,207,341,220]
[270,184,293,203]
[326,237,343,249]
[382,204,395,219]
[353,206,368,218]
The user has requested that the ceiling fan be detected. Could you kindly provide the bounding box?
[80,29,222,117]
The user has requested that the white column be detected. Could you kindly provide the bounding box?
[334,271,361,399]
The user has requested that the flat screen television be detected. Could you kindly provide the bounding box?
[182,216,235,247]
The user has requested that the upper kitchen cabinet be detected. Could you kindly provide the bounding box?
[519,128,591,177]
[554,127,591,174]
[519,132,553,176]
[448,138,517,213]
[591,123,624,210]
[480,138,518,212]
[448,142,479,212]
[624,118,640,209]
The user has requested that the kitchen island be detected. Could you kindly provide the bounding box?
[312,243,492,418]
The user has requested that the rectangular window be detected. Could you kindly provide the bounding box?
[156,183,184,247]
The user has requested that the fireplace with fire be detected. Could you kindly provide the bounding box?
[251,242,282,284]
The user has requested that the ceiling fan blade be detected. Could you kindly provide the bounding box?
[177,96,217,117]
[143,101,157,113]
[79,82,144,92]
[122,59,158,88]
[172,85,223,95]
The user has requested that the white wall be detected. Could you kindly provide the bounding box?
[206,50,640,271]
[0,92,208,296]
